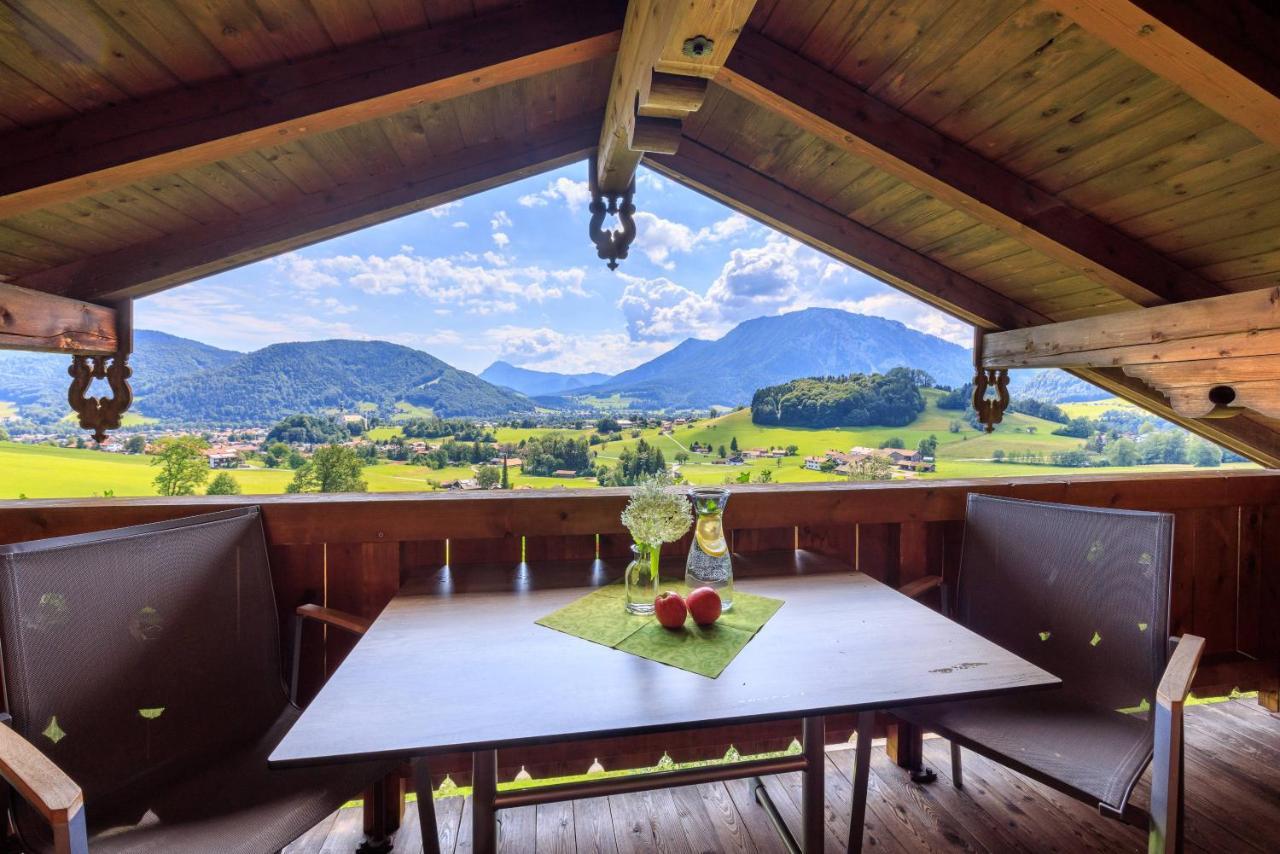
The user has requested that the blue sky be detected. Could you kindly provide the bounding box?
[135,162,969,375]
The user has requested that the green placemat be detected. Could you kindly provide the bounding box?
[536,580,783,678]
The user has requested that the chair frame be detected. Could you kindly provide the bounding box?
[878,578,1205,854]
[0,602,372,854]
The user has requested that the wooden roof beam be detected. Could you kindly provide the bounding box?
[13,114,600,302]
[718,31,1225,308]
[597,0,754,193]
[0,283,117,354]
[0,3,623,220]
[1047,1,1280,150]
[650,140,1280,467]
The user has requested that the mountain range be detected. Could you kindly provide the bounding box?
[0,308,1107,426]
[479,361,612,396]
[557,308,979,409]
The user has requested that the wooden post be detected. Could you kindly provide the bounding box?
[412,758,441,854]
[801,716,825,853]
[472,749,499,854]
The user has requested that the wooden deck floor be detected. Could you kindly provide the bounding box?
[288,699,1279,853]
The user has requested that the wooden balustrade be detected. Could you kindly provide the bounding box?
[0,470,1277,785]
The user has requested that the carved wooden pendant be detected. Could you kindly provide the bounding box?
[588,155,636,270]
[971,368,1009,434]
[68,354,133,443]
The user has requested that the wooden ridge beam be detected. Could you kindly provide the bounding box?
[14,113,601,302]
[647,139,1046,331]
[1047,0,1280,150]
[0,2,623,219]
[718,30,1224,307]
[597,0,754,192]
[0,283,116,354]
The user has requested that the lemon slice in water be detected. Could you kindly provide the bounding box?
[696,516,728,557]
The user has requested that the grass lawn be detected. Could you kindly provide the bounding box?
[1059,397,1144,418]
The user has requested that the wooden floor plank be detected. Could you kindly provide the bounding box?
[295,701,1279,854]
[609,787,694,854]
[670,782,758,854]
[535,800,576,853]
[498,803,537,852]
[574,795,620,854]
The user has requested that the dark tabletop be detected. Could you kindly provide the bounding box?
[270,550,1059,767]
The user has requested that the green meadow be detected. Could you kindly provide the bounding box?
[0,391,1253,500]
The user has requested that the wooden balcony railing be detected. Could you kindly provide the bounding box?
[1,470,1277,784]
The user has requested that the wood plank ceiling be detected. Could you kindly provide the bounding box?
[0,0,1277,463]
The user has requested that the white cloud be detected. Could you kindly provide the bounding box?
[481,325,675,375]
[633,212,752,269]
[275,251,591,315]
[428,200,462,218]
[137,286,363,351]
[616,233,972,345]
[490,210,512,230]
[492,231,510,248]
[517,177,591,213]
[451,221,469,229]
[637,171,667,192]
[272,253,341,291]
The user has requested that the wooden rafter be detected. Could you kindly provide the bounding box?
[597,0,755,193]
[1047,0,1280,151]
[0,283,117,355]
[0,3,623,220]
[14,114,601,302]
[717,31,1224,307]
[650,141,1280,467]
[983,288,1280,419]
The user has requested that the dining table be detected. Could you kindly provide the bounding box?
[270,549,1059,853]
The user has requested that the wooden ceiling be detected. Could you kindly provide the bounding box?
[0,0,1278,463]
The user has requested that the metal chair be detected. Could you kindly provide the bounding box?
[880,495,1203,854]
[0,508,399,853]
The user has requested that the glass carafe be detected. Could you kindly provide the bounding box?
[685,487,733,610]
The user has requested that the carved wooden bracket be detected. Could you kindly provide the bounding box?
[588,155,636,271]
[971,368,1010,434]
[67,299,133,443]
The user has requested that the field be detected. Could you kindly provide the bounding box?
[0,389,1253,499]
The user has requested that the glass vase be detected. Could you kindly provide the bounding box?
[625,542,660,614]
[686,486,733,610]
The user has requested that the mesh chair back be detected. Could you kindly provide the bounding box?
[957,495,1173,712]
[0,508,286,832]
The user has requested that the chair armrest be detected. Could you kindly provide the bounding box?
[1157,634,1205,707]
[897,575,943,601]
[290,605,373,706]
[0,724,87,854]
[1148,634,1205,854]
[296,603,372,636]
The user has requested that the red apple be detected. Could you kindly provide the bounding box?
[653,591,687,629]
[687,586,722,626]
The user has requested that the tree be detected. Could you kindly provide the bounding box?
[266,414,349,445]
[717,445,727,458]
[206,472,242,495]
[730,436,739,452]
[785,444,799,456]
[992,449,1005,462]
[0,425,8,442]
[1106,438,1138,467]
[152,436,210,496]
[287,445,367,494]
[124,434,146,454]
[754,468,773,483]
[674,451,690,463]
[880,436,905,449]
[917,434,938,457]
[500,457,510,489]
[1189,438,1222,468]
[848,456,893,481]
[476,465,501,489]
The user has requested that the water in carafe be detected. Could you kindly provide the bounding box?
[685,486,733,610]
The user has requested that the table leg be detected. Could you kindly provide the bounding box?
[848,710,875,854]
[801,716,825,852]
[472,749,499,854]
[411,757,441,854]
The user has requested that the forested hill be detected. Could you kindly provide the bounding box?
[139,339,533,424]
[479,361,612,396]
[751,368,928,428]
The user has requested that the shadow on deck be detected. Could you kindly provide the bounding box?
[288,698,1278,853]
